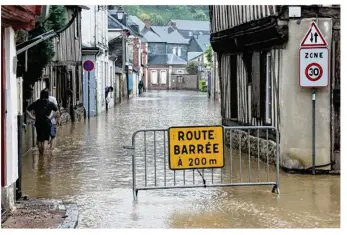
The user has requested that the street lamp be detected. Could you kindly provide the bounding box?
[116,7,124,20]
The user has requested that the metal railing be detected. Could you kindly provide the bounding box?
[124,126,280,200]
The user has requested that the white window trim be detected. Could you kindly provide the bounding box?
[160,70,167,84]
[265,52,272,125]
[151,70,158,84]
[177,47,181,57]
[172,47,177,55]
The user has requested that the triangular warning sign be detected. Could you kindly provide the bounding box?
[301,22,328,47]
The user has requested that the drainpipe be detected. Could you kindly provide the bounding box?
[1,27,7,188]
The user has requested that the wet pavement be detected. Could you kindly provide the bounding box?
[21,90,340,228]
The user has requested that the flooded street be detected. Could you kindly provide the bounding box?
[21,90,340,228]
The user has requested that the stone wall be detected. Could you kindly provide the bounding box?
[224,129,278,166]
[59,106,85,125]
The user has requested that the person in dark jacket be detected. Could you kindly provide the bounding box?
[138,80,144,95]
[26,89,58,156]
[105,86,114,111]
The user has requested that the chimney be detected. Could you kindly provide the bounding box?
[144,20,151,29]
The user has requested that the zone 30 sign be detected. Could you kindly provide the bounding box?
[299,48,329,87]
[299,22,329,88]
[168,126,224,170]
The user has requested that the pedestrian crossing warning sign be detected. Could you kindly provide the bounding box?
[168,125,224,170]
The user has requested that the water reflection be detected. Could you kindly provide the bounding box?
[21,90,340,228]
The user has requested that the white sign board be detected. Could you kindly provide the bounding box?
[301,22,328,47]
[299,48,329,88]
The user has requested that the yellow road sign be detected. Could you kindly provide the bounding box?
[168,125,224,170]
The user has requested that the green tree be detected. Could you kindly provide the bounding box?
[204,44,213,65]
[17,5,67,100]
[149,13,165,25]
[123,5,141,16]
[186,61,199,75]
[139,12,150,22]
[193,10,208,21]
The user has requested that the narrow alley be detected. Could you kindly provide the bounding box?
[20,91,339,228]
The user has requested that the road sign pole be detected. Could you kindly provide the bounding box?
[312,88,316,175]
[88,71,90,119]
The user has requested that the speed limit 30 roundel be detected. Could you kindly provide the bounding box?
[299,47,329,88]
[305,63,323,82]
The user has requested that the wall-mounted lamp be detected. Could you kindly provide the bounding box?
[116,7,125,20]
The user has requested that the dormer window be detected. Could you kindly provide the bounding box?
[189,31,193,37]
[177,47,181,57]
[173,47,177,55]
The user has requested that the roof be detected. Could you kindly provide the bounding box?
[151,26,188,44]
[108,13,142,37]
[108,14,126,29]
[188,52,203,61]
[142,28,163,43]
[128,15,145,31]
[193,35,210,52]
[148,54,187,65]
[170,19,210,31]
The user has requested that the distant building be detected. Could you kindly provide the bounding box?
[81,5,110,116]
[138,19,189,90]
[167,19,210,39]
[108,10,143,98]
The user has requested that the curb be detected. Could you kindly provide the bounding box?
[57,203,79,229]
[14,198,79,229]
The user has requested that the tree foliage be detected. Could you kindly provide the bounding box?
[149,13,165,25]
[139,12,150,22]
[204,44,213,65]
[186,61,198,75]
[122,5,209,26]
[193,10,208,21]
[17,5,67,100]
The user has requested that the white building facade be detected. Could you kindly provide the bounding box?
[81,5,110,116]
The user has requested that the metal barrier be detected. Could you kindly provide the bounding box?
[124,126,280,200]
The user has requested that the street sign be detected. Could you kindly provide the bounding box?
[83,60,94,71]
[301,22,328,47]
[299,47,329,87]
[168,126,224,170]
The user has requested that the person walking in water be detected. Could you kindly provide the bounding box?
[138,80,144,95]
[35,88,60,150]
[105,86,114,112]
[27,89,58,156]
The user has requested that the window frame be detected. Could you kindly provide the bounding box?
[160,70,167,84]
[151,70,158,84]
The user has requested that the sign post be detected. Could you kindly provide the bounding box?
[299,22,329,175]
[83,60,95,119]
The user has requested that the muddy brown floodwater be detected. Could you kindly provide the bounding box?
[21,90,340,228]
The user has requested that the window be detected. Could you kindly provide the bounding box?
[177,76,184,83]
[265,53,272,125]
[151,70,158,84]
[74,16,79,39]
[110,66,113,98]
[172,47,177,55]
[160,70,167,84]
[177,47,181,57]
[189,31,193,37]
[177,70,183,74]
